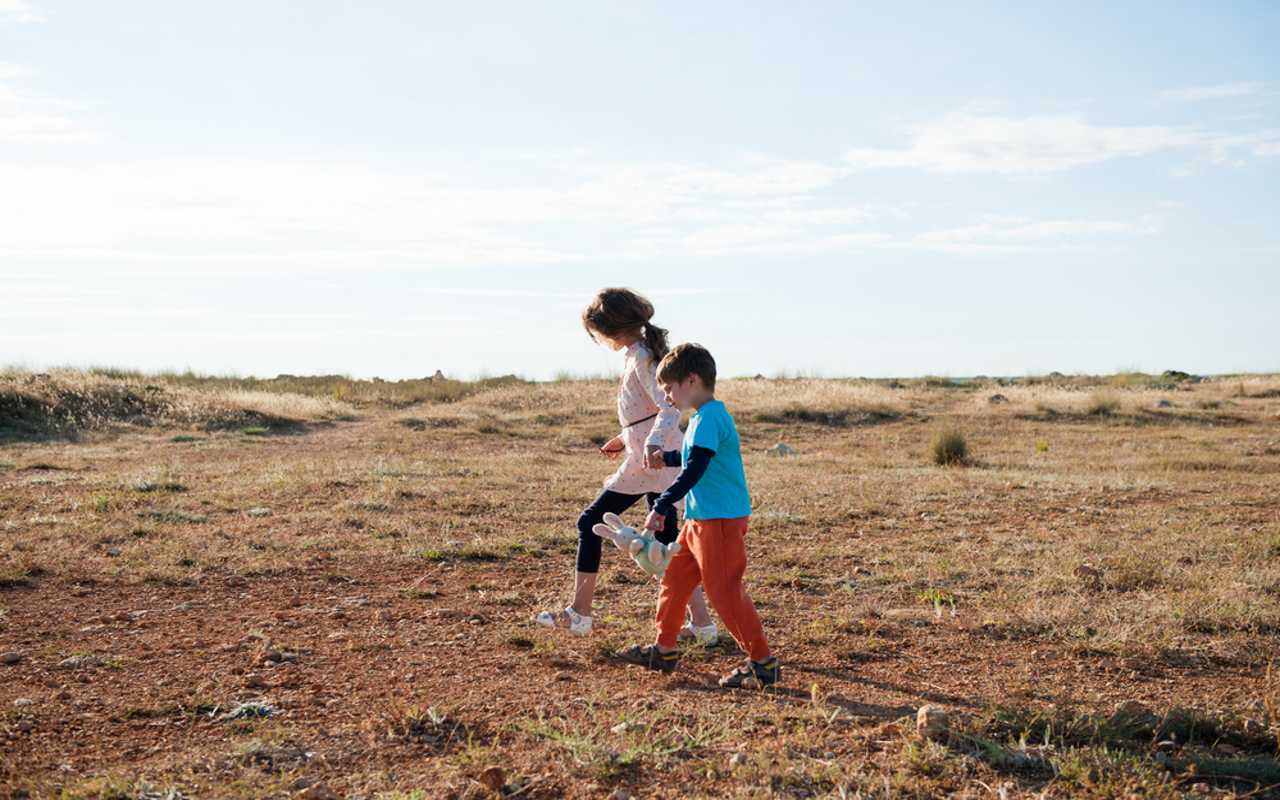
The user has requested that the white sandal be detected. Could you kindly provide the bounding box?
[678,620,719,645]
[534,606,592,636]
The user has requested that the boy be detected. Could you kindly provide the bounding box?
[614,343,780,689]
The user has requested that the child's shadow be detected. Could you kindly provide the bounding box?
[793,663,978,710]
[669,676,914,723]
[668,661,977,720]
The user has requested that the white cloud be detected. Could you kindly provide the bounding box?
[0,0,44,23]
[0,70,97,144]
[0,156,879,269]
[0,146,1189,271]
[844,113,1200,174]
[1255,140,1280,157]
[0,62,32,80]
[1157,82,1263,103]
[843,112,1280,175]
[909,214,1158,253]
[1203,131,1280,165]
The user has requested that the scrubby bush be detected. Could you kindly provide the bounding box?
[930,426,968,465]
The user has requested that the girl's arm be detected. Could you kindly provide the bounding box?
[638,357,680,451]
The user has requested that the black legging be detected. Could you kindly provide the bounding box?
[576,489,679,573]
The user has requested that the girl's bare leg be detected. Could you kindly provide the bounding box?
[572,571,598,618]
[688,586,713,627]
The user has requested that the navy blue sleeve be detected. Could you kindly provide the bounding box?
[653,445,715,517]
[661,450,682,468]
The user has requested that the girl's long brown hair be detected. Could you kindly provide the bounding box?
[582,287,669,361]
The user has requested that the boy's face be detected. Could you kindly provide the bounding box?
[660,375,703,410]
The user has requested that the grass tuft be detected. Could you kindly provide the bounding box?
[930,426,969,465]
[1085,392,1122,416]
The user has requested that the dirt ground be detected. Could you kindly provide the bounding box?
[2,376,1279,798]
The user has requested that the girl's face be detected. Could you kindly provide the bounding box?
[592,329,640,352]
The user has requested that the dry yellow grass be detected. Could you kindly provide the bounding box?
[0,368,356,438]
[2,369,1279,797]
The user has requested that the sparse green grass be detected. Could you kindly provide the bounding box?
[918,587,957,615]
[131,477,186,493]
[417,545,503,563]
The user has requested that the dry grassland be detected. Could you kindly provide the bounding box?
[2,369,1279,798]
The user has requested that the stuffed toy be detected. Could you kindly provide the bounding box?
[593,512,681,578]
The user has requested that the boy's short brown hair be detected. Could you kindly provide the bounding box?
[656,343,716,391]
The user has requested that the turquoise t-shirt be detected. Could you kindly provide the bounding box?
[682,399,752,520]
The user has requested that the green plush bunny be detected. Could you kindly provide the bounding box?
[593,512,681,578]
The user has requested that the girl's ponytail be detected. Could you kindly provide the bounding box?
[642,321,669,362]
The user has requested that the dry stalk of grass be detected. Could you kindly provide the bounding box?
[0,369,357,437]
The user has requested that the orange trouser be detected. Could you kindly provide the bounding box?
[655,516,771,662]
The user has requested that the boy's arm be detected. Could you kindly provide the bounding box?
[643,448,682,469]
[651,446,715,518]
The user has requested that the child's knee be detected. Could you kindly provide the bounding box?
[701,577,744,608]
[576,509,599,539]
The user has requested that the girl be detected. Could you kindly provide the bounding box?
[535,288,716,641]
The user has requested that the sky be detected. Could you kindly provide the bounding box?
[1,1,1278,380]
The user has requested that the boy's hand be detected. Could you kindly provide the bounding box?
[643,445,663,469]
[643,509,665,532]
[599,435,624,460]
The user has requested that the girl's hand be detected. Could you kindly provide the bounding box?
[643,445,662,469]
[643,509,665,532]
[599,435,625,459]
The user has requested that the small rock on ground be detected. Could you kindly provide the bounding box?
[478,766,505,794]
[917,704,949,741]
[295,783,338,800]
[1074,563,1104,584]
[1,651,22,665]
[766,443,796,457]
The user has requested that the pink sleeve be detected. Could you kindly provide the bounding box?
[638,356,680,450]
